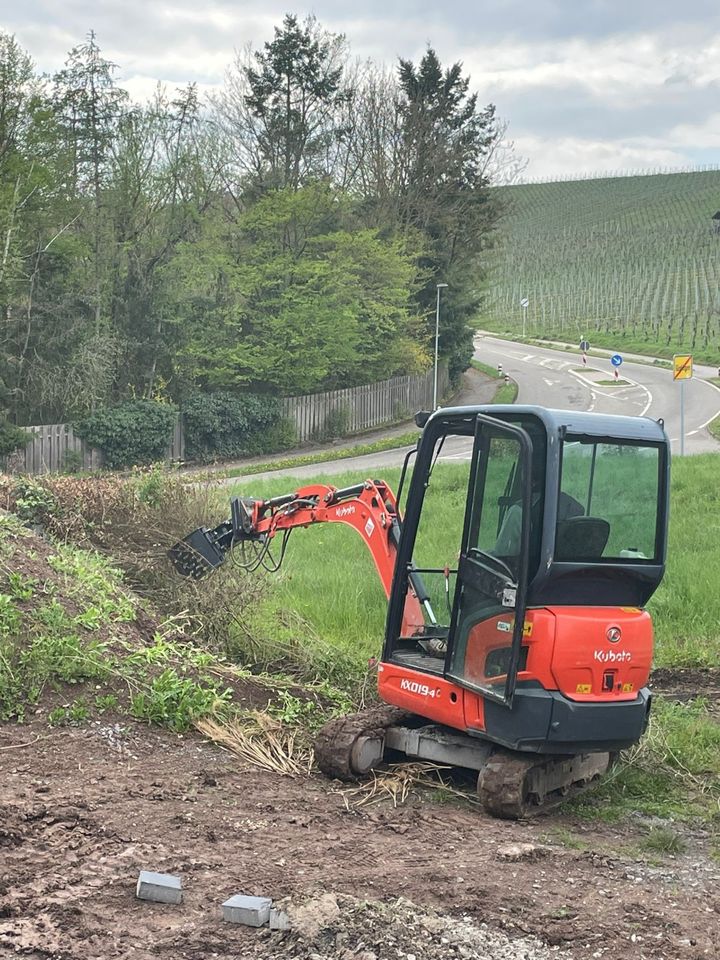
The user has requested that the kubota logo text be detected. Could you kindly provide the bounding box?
[335,506,355,517]
[593,650,631,663]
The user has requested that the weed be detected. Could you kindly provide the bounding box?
[12,478,57,525]
[49,699,90,725]
[62,449,83,474]
[95,693,119,712]
[543,827,589,851]
[639,826,687,856]
[268,690,320,728]
[129,668,231,731]
[133,466,166,508]
[6,572,36,601]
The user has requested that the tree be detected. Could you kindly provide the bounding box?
[107,84,222,401]
[0,33,82,424]
[171,184,426,394]
[394,48,503,381]
[53,32,128,336]
[214,15,348,194]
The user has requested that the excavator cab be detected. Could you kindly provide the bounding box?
[383,405,669,749]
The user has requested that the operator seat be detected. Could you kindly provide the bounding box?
[555,516,610,561]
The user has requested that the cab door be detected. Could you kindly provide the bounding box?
[446,414,532,705]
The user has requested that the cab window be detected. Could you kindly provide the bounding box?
[557,439,661,562]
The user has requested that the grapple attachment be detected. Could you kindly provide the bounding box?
[168,522,233,579]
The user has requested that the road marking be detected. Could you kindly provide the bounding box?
[521,354,535,361]
[568,368,653,415]
[543,378,555,387]
[694,406,720,430]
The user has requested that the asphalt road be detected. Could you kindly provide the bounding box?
[225,336,720,486]
[476,334,720,455]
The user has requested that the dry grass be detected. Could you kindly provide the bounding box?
[341,761,481,810]
[196,712,314,776]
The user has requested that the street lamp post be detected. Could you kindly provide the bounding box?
[433,283,448,409]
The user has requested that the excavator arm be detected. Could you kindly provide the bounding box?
[169,479,429,632]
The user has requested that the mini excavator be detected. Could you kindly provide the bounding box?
[170,405,670,817]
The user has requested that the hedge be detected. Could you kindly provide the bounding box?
[183,393,295,463]
[75,401,177,469]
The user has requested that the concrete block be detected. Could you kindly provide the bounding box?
[269,907,292,931]
[136,870,183,904]
[222,894,272,927]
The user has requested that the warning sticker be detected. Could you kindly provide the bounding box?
[576,683,592,694]
[364,518,375,538]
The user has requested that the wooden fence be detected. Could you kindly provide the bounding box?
[282,365,447,444]
[5,364,447,475]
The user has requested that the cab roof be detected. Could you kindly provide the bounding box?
[434,404,668,445]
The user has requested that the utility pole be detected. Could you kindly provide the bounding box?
[433,283,448,409]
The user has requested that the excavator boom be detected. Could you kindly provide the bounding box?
[169,478,426,633]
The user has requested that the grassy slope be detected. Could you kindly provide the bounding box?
[486,170,720,363]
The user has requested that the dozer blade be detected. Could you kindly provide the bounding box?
[477,750,612,819]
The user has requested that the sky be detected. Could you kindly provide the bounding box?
[1,0,719,180]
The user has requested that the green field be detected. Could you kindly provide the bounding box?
[486,169,720,363]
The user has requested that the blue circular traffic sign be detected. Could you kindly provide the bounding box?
[611,354,623,367]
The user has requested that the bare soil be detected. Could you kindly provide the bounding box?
[1,716,718,960]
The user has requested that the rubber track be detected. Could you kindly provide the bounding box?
[314,704,413,780]
[478,749,610,819]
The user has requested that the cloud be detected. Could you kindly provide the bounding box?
[2,1,719,178]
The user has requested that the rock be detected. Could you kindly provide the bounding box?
[496,842,550,862]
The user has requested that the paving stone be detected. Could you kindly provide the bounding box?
[222,894,272,926]
[136,870,183,904]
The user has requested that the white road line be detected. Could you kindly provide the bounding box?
[543,378,555,387]
[568,368,653,415]
[521,354,535,361]
[695,406,720,430]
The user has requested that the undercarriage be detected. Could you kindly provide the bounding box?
[314,705,611,819]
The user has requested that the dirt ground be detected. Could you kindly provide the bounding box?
[1,714,718,960]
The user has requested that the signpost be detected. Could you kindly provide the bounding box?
[673,355,693,455]
[611,353,623,381]
[580,339,590,365]
[520,297,529,337]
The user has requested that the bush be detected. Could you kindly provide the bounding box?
[75,401,177,469]
[0,420,28,457]
[12,478,58,526]
[183,393,295,463]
